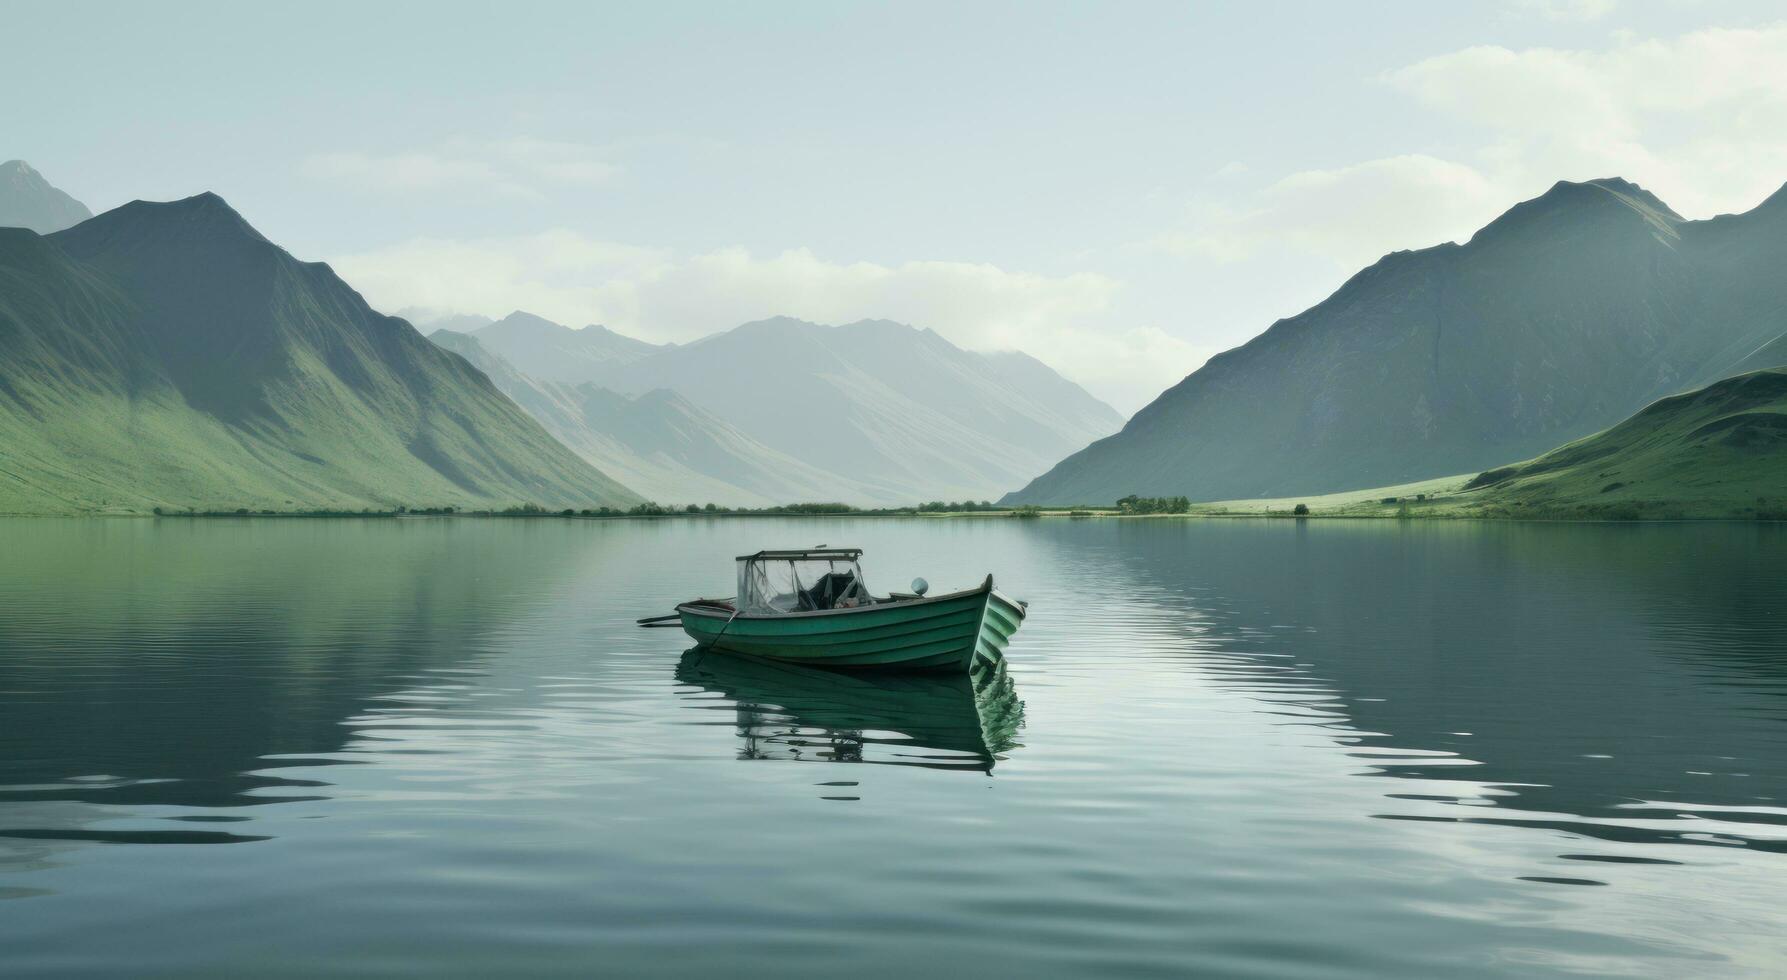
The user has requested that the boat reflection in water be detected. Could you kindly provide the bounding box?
[674,649,1025,774]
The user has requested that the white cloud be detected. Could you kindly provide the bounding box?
[301,138,619,199]
[1155,21,1787,282]
[329,22,1787,417]
[1382,24,1787,217]
[330,233,1195,412]
[1158,154,1505,270]
[330,232,668,325]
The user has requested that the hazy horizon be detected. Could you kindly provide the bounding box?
[9,0,1787,411]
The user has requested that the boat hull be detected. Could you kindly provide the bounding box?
[677,575,1025,672]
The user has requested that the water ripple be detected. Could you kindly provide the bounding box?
[0,518,1783,977]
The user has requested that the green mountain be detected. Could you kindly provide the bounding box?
[0,193,639,514]
[0,160,92,234]
[473,310,669,383]
[1007,178,1787,505]
[1464,367,1787,519]
[429,329,869,506]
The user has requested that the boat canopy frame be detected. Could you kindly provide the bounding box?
[734,548,863,561]
[735,548,869,614]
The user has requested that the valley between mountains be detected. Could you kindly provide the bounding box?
[1,160,1782,519]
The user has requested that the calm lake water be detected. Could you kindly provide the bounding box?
[1,517,1785,977]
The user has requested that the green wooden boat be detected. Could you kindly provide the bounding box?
[665,548,1026,672]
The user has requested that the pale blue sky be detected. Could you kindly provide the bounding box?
[8,0,1786,410]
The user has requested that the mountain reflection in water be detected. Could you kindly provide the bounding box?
[0,517,590,875]
[1083,519,1787,867]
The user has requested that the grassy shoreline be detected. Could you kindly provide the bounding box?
[5,501,1782,522]
[8,455,1783,522]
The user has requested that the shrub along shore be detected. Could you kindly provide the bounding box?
[116,495,1784,522]
[18,475,1781,523]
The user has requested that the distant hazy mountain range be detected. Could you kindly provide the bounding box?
[473,310,669,382]
[1008,178,1787,505]
[0,187,637,513]
[0,160,92,234]
[416,310,1125,505]
[394,308,493,336]
[429,329,873,506]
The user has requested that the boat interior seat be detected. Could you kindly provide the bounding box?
[798,571,862,611]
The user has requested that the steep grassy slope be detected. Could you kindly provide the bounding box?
[1194,370,1787,520]
[430,329,868,505]
[1463,368,1787,519]
[0,160,91,234]
[1008,178,1787,505]
[0,196,638,513]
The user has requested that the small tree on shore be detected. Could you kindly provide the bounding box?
[1116,495,1191,515]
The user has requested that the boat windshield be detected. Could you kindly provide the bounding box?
[737,554,869,613]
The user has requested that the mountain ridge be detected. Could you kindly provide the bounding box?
[428,328,865,506]
[457,309,1123,503]
[0,190,639,513]
[471,310,669,383]
[1006,177,1787,505]
[0,160,93,234]
[588,314,1126,502]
